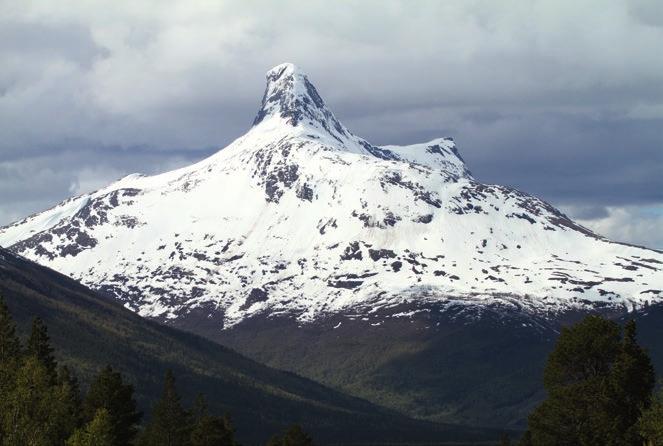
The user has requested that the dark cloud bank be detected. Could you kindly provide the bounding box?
[1,0,662,247]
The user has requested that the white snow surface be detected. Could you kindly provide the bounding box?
[1,63,662,327]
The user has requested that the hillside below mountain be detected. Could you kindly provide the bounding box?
[0,247,503,444]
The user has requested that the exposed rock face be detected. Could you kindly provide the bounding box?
[1,62,661,328]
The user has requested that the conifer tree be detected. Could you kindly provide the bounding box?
[55,365,84,442]
[83,365,142,446]
[59,366,83,412]
[67,408,115,446]
[189,394,236,446]
[608,320,656,442]
[2,356,79,445]
[267,425,314,446]
[139,369,190,446]
[0,296,21,443]
[2,356,53,445]
[0,311,81,446]
[0,297,21,364]
[640,388,663,446]
[517,430,532,446]
[524,316,654,445]
[26,317,57,381]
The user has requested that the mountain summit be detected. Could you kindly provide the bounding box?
[252,63,346,136]
[1,63,661,328]
[252,62,450,165]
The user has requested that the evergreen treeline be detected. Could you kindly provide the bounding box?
[0,298,315,446]
[4,291,663,446]
[520,315,663,445]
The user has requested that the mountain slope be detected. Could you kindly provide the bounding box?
[208,300,663,430]
[1,63,662,429]
[0,246,503,444]
[1,62,661,328]
[211,306,556,429]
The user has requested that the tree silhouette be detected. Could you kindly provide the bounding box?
[83,365,142,446]
[524,316,654,445]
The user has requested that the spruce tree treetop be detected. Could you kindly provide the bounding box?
[59,365,82,407]
[0,296,22,444]
[608,319,655,442]
[191,393,209,422]
[267,425,314,446]
[0,297,21,363]
[639,388,663,445]
[5,356,80,445]
[27,317,57,380]
[156,369,187,421]
[525,315,655,446]
[190,394,236,446]
[83,365,142,446]
[54,365,84,444]
[67,408,116,446]
[543,315,620,389]
[139,369,190,446]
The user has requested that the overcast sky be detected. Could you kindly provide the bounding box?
[1,0,662,248]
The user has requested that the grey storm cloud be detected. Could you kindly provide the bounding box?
[0,0,662,247]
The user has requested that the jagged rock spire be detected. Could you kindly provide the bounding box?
[252,63,350,143]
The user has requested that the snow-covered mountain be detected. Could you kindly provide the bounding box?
[2,63,662,328]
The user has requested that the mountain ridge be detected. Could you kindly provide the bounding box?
[2,62,662,431]
[0,63,661,328]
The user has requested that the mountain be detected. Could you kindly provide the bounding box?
[1,62,662,427]
[0,246,506,444]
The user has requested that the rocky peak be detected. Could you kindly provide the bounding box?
[252,63,351,143]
